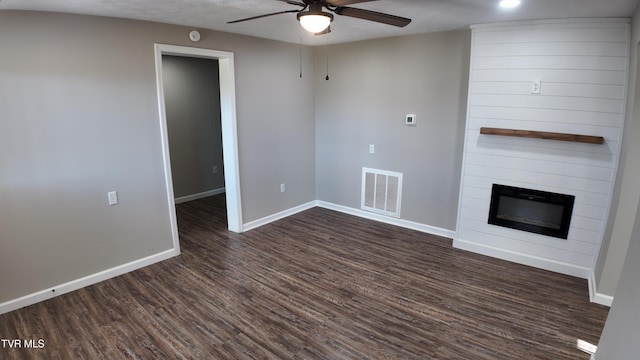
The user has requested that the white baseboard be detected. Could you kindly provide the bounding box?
[175,187,225,204]
[241,200,456,240]
[0,199,451,315]
[0,247,180,315]
[4,198,605,316]
[588,271,614,307]
[453,237,592,279]
[316,201,456,239]
[243,201,317,232]
[592,293,614,307]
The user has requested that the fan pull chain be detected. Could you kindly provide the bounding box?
[299,27,303,78]
[325,32,330,81]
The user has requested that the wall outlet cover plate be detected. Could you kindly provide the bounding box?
[406,114,416,125]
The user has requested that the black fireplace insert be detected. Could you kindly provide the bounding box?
[488,184,575,239]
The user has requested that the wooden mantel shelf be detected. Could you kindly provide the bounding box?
[479,127,605,144]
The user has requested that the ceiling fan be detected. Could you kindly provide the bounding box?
[228,0,412,34]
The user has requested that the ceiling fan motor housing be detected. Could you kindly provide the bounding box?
[297,1,334,33]
[297,2,334,22]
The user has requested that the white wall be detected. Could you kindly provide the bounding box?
[455,19,629,279]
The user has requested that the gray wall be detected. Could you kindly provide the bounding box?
[596,3,640,297]
[594,199,640,359]
[236,34,316,221]
[314,30,471,230]
[162,56,224,199]
[0,11,316,304]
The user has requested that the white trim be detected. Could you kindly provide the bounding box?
[588,271,597,302]
[175,188,225,204]
[454,22,477,258]
[155,44,243,234]
[593,293,614,307]
[588,272,614,307]
[217,50,243,233]
[243,200,456,238]
[317,201,456,239]
[0,248,179,315]
[453,238,592,279]
[243,201,317,232]
[154,44,181,251]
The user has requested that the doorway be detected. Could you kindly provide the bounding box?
[154,44,243,252]
[162,55,224,203]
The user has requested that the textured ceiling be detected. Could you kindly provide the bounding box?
[1,0,638,45]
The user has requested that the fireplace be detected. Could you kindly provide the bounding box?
[488,184,575,239]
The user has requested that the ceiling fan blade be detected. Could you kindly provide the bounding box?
[276,0,307,6]
[227,9,300,24]
[326,0,376,6]
[334,7,411,27]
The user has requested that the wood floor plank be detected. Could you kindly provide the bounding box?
[0,194,608,359]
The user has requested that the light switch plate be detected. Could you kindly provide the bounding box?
[532,80,541,94]
[108,191,118,206]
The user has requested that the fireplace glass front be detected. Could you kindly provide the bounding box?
[488,184,575,239]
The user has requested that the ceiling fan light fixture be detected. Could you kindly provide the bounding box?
[298,11,333,33]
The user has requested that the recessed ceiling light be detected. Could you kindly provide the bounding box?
[499,0,521,8]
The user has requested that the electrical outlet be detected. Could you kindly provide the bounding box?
[406,114,417,126]
[369,144,375,154]
[108,191,118,206]
[280,183,286,193]
[213,165,218,174]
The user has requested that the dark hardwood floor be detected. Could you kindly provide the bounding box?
[0,194,609,359]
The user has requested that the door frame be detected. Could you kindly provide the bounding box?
[154,44,243,248]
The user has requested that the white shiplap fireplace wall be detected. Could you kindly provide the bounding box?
[455,19,630,284]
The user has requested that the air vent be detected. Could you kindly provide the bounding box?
[361,167,403,218]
